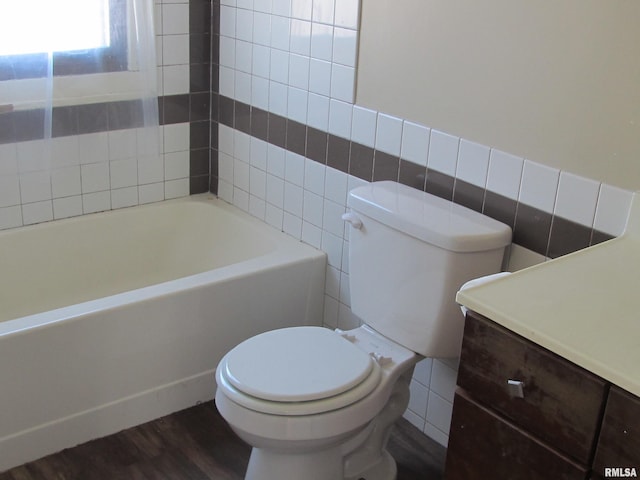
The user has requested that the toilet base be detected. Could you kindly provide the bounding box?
[345,450,396,480]
[241,372,412,480]
[245,446,345,480]
[244,445,397,480]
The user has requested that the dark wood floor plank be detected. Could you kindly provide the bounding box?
[0,401,445,480]
[2,467,35,480]
[388,418,447,479]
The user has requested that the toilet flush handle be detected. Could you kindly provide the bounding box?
[342,212,362,229]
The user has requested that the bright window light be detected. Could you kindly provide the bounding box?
[0,0,110,56]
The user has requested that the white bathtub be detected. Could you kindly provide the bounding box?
[0,194,326,472]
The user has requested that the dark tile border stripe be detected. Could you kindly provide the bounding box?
[0,93,212,194]
[0,95,209,138]
[212,95,615,258]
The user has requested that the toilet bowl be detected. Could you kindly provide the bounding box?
[215,325,418,480]
[215,181,512,480]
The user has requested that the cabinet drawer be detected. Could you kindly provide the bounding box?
[457,311,607,463]
[593,386,640,476]
[445,390,589,480]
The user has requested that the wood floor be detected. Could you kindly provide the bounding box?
[0,401,446,480]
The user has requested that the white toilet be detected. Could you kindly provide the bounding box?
[215,181,511,480]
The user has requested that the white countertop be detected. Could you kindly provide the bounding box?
[456,194,640,398]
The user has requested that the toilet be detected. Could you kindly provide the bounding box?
[215,181,512,480]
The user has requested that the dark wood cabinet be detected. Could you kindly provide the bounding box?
[456,311,606,464]
[593,386,640,478]
[445,311,640,480]
[446,390,589,480]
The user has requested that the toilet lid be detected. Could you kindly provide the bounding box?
[221,326,376,402]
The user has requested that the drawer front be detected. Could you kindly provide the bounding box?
[593,386,640,475]
[457,311,607,463]
[445,390,589,480]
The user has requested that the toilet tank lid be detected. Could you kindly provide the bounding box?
[347,181,512,252]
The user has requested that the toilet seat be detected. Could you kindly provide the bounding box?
[217,326,382,416]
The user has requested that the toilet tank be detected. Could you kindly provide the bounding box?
[346,181,511,358]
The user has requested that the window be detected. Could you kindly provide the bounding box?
[0,0,127,80]
[0,0,110,56]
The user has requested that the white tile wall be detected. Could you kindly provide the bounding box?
[486,149,524,200]
[334,0,359,29]
[375,114,403,156]
[291,0,313,21]
[518,160,560,213]
[0,1,191,230]
[594,185,634,237]
[328,99,353,138]
[159,1,191,96]
[456,139,490,188]
[555,172,601,227]
[217,0,636,447]
[351,105,377,147]
[307,93,329,130]
[427,130,459,176]
[400,121,430,167]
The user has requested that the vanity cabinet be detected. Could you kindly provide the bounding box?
[445,311,640,480]
[446,390,589,479]
[592,386,640,479]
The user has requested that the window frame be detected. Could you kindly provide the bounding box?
[0,0,127,81]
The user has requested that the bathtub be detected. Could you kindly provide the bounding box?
[0,194,326,472]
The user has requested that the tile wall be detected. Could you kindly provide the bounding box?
[211,0,635,446]
[0,0,210,230]
[156,0,213,195]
